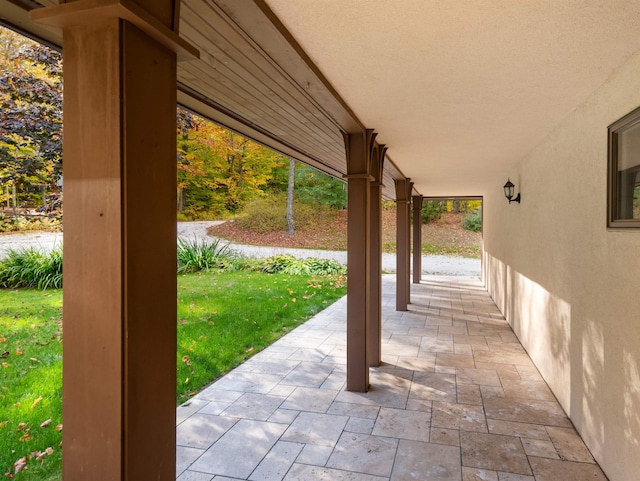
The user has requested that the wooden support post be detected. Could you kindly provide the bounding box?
[395,179,411,311]
[368,143,386,367]
[31,1,196,480]
[413,195,423,284]
[344,130,376,392]
[406,182,413,305]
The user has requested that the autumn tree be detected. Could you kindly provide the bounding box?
[0,27,62,208]
[176,108,287,219]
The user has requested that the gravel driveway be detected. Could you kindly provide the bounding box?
[1,221,480,276]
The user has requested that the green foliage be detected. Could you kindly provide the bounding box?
[422,200,443,223]
[295,164,347,209]
[463,208,482,232]
[422,200,483,223]
[260,255,346,275]
[235,196,322,233]
[0,247,63,289]
[177,237,236,273]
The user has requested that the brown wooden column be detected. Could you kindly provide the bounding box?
[368,143,386,367]
[406,182,413,305]
[32,2,197,480]
[412,195,423,283]
[344,130,376,391]
[395,179,411,311]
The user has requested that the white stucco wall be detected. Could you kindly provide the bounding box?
[482,49,640,481]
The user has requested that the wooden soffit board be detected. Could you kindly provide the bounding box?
[177,0,406,197]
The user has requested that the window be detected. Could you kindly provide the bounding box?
[608,106,640,228]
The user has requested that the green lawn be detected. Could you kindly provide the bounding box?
[0,270,346,479]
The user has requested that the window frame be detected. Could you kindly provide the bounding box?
[607,106,640,229]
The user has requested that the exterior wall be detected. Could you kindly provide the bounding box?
[482,49,640,481]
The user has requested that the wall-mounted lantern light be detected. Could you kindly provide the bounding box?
[503,179,521,204]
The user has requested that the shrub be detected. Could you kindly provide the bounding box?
[462,208,482,232]
[0,246,63,289]
[422,201,442,223]
[177,237,236,273]
[235,197,286,233]
[236,196,330,233]
[0,213,62,233]
[260,255,346,276]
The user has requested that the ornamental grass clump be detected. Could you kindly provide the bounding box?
[0,247,63,289]
[177,237,236,273]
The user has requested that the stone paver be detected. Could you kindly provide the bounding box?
[175,275,607,481]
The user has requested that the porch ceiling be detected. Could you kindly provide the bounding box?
[263,0,640,197]
[4,1,640,198]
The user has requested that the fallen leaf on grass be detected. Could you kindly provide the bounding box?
[0,337,6,343]
[40,419,52,428]
[29,447,53,461]
[1,362,9,368]
[16,423,27,432]
[29,358,41,363]
[13,457,26,474]
[31,396,43,408]
[54,424,62,431]
[245,347,254,353]
[15,351,22,356]
[19,430,32,442]
[0,352,8,358]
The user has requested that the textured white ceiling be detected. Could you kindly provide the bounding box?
[264,0,640,196]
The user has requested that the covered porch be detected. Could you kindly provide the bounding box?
[1,1,639,480]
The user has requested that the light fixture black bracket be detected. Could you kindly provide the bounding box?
[503,178,521,204]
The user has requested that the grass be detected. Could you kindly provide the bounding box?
[176,270,346,400]
[382,242,481,258]
[420,243,481,258]
[0,270,346,479]
[0,290,62,481]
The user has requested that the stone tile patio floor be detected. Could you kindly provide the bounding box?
[175,275,608,481]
